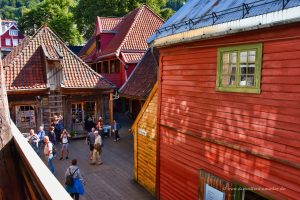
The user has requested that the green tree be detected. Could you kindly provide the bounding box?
[18,0,82,45]
[74,0,173,40]
[0,0,41,20]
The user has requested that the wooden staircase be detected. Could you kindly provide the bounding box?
[42,92,63,130]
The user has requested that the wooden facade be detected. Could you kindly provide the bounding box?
[3,26,115,133]
[155,22,300,199]
[132,83,158,196]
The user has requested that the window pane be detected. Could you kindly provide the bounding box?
[247,64,255,74]
[222,63,229,74]
[248,50,256,63]
[230,64,236,74]
[229,75,236,85]
[230,52,237,63]
[240,51,247,63]
[223,53,229,64]
[240,64,247,74]
[247,75,255,86]
[239,75,247,86]
[222,75,229,86]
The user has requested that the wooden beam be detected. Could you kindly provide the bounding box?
[109,93,113,125]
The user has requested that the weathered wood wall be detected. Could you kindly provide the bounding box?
[133,84,158,196]
[157,23,300,200]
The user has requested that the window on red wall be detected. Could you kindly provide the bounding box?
[96,36,101,53]
[103,61,109,73]
[91,63,96,72]
[97,62,102,73]
[110,60,120,73]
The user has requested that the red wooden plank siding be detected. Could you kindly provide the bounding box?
[158,24,300,200]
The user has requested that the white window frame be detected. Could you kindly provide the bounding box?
[9,29,18,36]
[5,39,11,46]
[13,39,18,46]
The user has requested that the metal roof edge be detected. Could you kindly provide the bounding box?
[150,6,300,48]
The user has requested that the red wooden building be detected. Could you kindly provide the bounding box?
[148,0,300,199]
[119,48,159,118]
[0,19,25,58]
[79,5,164,89]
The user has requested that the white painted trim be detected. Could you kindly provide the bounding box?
[151,6,300,47]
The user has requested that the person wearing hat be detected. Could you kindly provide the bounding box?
[44,136,55,174]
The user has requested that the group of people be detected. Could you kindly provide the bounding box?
[27,115,122,200]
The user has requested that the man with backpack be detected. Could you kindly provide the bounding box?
[65,159,85,200]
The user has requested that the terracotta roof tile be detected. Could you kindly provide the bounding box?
[119,48,159,99]
[96,17,123,34]
[3,26,115,91]
[121,52,144,63]
[81,5,164,62]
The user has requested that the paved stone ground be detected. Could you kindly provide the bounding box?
[46,114,154,200]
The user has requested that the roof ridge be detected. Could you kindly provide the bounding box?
[116,5,164,53]
[116,5,145,54]
[0,24,19,36]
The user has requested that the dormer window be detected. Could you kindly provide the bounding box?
[9,29,18,36]
[96,36,101,52]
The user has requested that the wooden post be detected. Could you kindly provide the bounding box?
[109,92,113,125]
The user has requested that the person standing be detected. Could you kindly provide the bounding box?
[43,136,55,174]
[91,131,103,165]
[28,129,40,154]
[112,120,121,142]
[37,126,45,154]
[60,129,71,160]
[65,159,85,200]
[48,126,56,145]
[86,128,95,160]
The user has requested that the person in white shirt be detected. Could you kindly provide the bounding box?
[43,136,55,174]
[60,129,71,160]
[91,131,103,165]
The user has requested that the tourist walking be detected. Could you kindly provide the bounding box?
[60,129,71,160]
[43,136,55,174]
[28,129,40,154]
[37,126,45,154]
[65,159,85,200]
[112,120,121,142]
[86,128,95,160]
[91,131,103,165]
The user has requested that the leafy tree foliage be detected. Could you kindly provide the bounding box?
[0,0,41,20]
[166,0,185,11]
[18,0,82,45]
[74,0,175,40]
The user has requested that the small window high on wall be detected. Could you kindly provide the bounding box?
[110,60,120,73]
[216,43,262,93]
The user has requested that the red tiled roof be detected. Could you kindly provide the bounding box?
[3,26,115,91]
[81,5,164,62]
[96,17,123,34]
[119,48,159,100]
[41,44,63,60]
[121,52,144,63]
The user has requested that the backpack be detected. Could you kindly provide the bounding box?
[65,168,79,186]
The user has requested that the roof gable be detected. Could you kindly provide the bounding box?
[119,48,159,99]
[3,26,115,91]
[83,5,164,61]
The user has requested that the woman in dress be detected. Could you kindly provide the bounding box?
[65,159,85,200]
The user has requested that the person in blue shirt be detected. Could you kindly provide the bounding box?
[112,120,121,142]
[37,126,45,156]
